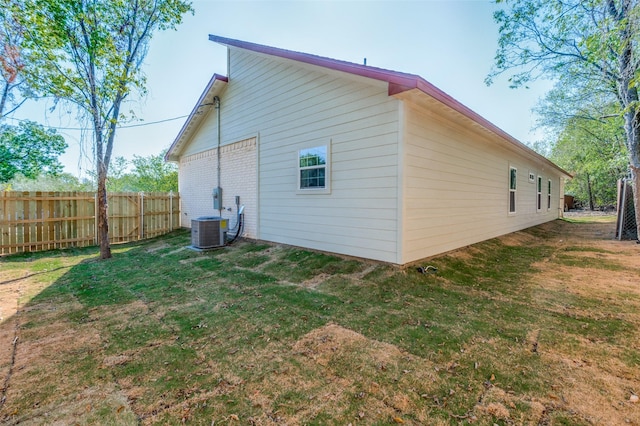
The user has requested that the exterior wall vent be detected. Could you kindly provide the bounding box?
[191,217,228,249]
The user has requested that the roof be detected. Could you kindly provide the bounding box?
[165,74,228,161]
[166,36,570,178]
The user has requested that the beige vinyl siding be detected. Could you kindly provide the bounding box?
[175,45,567,264]
[217,49,400,262]
[181,108,219,157]
[401,101,563,264]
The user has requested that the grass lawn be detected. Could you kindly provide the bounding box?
[0,217,638,425]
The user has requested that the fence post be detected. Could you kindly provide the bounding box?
[139,192,144,240]
[169,191,173,231]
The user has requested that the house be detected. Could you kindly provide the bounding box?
[165,35,571,265]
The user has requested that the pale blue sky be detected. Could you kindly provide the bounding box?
[9,0,552,176]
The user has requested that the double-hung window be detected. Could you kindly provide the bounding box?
[509,167,517,214]
[537,176,543,211]
[547,179,552,210]
[298,145,329,191]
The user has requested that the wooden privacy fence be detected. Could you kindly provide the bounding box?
[0,191,180,255]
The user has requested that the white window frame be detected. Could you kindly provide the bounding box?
[297,143,331,194]
[509,166,517,214]
[537,176,543,212]
[547,179,552,210]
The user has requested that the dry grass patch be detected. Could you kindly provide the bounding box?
[6,384,137,425]
[288,323,440,423]
[522,219,640,425]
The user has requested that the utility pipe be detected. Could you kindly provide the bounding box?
[214,96,221,216]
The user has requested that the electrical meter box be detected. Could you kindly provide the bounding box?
[212,187,222,210]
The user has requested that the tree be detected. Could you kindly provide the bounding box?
[1,171,94,191]
[19,0,192,259]
[489,0,640,239]
[128,151,177,192]
[0,120,67,182]
[90,151,177,192]
[534,81,628,209]
[551,113,628,209]
[0,0,27,119]
[104,156,133,192]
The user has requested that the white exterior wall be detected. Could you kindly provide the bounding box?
[212,49,401,263]
[400,99,564,264]
[178,138,257,238]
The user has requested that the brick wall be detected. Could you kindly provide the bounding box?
[178,137,257,238]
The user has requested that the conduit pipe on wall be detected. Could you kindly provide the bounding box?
[214,96,222,216]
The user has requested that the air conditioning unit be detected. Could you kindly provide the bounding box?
[191,217,228,249]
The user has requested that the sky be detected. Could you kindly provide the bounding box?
[8,0,554,177]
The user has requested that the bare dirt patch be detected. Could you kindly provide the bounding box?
[248,323,444,424]
[0,282,20,403]
[524,220,640,425]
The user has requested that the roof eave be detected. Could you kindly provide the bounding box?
[165,73,228,162]
[397,80,572,178]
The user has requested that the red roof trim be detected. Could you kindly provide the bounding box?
[212,73,228,83]
[207,36,510,136]
[209,35,420,91]
[206,35,570,177]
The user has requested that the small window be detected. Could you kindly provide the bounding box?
[509,167,517,214]
[299,145,328,190]
[537,176,543,211]
[547,179,552,210]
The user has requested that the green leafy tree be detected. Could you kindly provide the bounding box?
[19,0,192,259]
[1,172,94,191]
[551,113,628,209]
[104,156,135,192]
[129,151,177,192]
[0,120,67,182]
[103,151,177,192]
[534,82,628,209]
[489,0,640,238]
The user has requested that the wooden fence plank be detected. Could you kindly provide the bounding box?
[0,191,180,255]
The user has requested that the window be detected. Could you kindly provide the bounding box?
[299,145,328,190]
[537,176,543,211]
[547,179,552,210]
[509,167,517,214]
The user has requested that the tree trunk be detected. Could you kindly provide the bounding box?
[586,173,595,210]
[631,165,640,241]
[0,82,9,118]
[621,105,640,240]
[621,115,640,239]
[614,0,640,240]
[97,164,112,259]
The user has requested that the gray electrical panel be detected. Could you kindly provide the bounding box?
[212,187,222,210]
